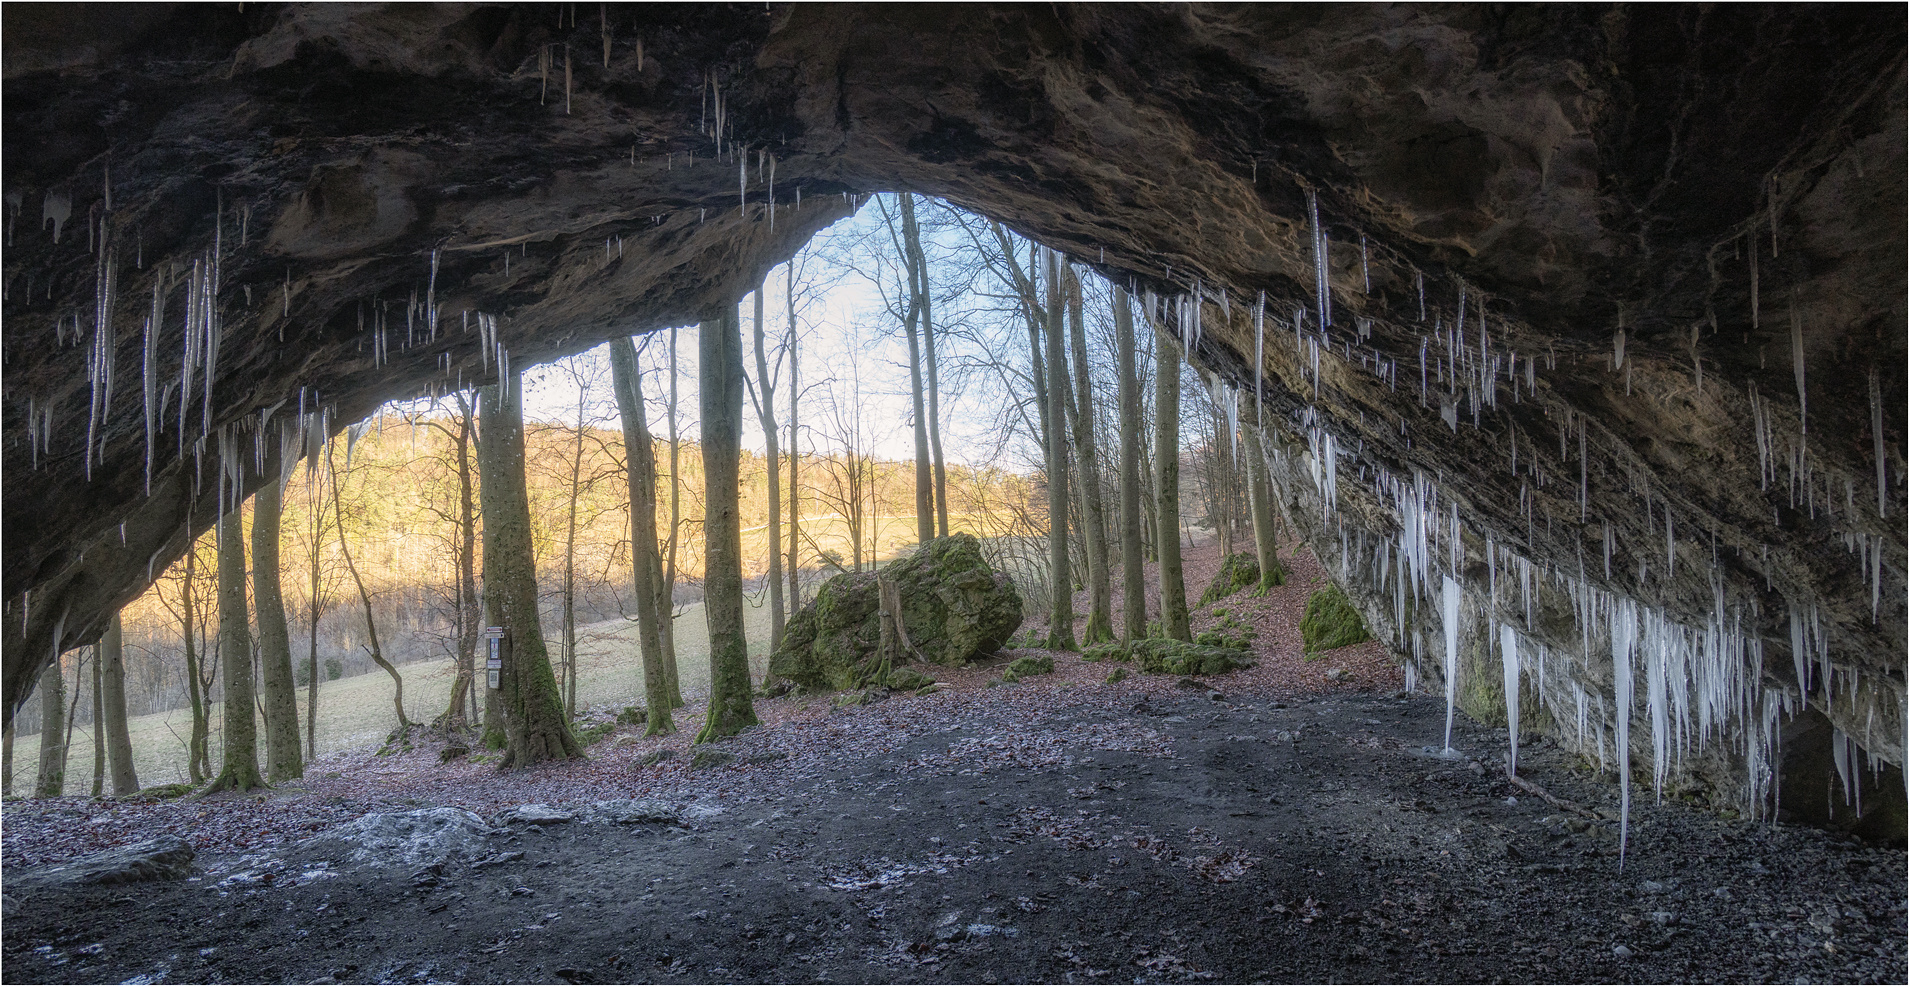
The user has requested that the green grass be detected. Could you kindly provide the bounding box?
[8,590,785,792]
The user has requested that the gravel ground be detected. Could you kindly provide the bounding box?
[3,542,1903,984]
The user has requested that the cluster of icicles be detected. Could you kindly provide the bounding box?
[1122,188,1903,868]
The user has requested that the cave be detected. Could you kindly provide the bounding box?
[2,4,1904,983]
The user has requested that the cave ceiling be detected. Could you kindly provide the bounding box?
[2,4,1903,742]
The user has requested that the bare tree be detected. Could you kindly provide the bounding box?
[100,612,139,794]
[1114,286,1147,642]
[1152,317,1191,641]
[746,279,786,660]
[609,335,674,737]
[328,438,410,736]
[477,369,583,768]
[253,477,303,781]
[1042,249,1076,650]
[695,307,758,743]
[1064,264,1112,643]
[203,505,265,795]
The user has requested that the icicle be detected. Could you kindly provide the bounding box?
[1612,598,1636,869]
[1308,190,1328,332]
[42,190,72,243]
[1791,294,1806,433]
[739,154,747,216]
[1253,291,1265,426]
[1502,623,1520,775]
[1442,575,1462,753]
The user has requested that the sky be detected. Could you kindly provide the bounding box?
[512,196,1034,470]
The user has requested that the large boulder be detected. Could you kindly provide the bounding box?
[770,534,1022,689]
[13,836,195,887]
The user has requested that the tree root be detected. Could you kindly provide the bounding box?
[1505,766,1598,819]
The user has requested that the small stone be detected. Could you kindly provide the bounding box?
[1611,944,1632,959]
[499,804,574,826]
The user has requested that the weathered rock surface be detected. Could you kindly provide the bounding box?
[769,534,1023,689]
[296,807,493,869]
[1,5,1902,804]
[10,835,194,887]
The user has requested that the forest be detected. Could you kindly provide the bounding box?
[4,196,1274,794]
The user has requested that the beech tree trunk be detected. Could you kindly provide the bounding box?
[205,507,265,794]
[1114,286,1147,643]
[34,658,64,797]
[305,463,327,760]
[1043,250,1076,650]
[1154,325,1191,641]
[609,336,674,738]
[181,541,210,784]
[100,613,139,794]
[253,478,303,782]
[439,395,479,734]
[695,308,760,743]
[90,640,104,796]
[659,323,685,707]
[1066,266,1112,644]
[787,269,802,613]
[478,371,583,770]
[2,722,13,795]
[750,280,785,659]
[1246,433,1282,592]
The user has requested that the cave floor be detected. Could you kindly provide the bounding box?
[3,645,1905,985]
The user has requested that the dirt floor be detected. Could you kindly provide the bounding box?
[3,541,1905,984]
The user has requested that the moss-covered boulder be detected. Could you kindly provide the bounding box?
[1198,552,1261,606]
[1000,654,1054,682]
[1300,584,1371,654]
[768,534,1023,690]
[1132,638,1254,676]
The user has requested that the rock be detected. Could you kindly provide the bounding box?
[14,836,195,887]
[883,667,936,691]
[497,804,575,826]
[438,744,469,764]
[586,800,681,825]
[298,808,493,869]
[1324,667,1352,682]
[1612,944,1634,959]
[612,736,644,750]
[1300,584,1371,654]
[1129,638,1253,677]
[689,748,735,772]
[914,683,948,696]
[639,748,677,766]
[768,534,1023,689]
[472,850,526,868]
[1198,552,1265,605]
[1001,655,1054,683]
[1106,667,1129,684]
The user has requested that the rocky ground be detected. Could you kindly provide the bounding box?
[3,543,1905,985]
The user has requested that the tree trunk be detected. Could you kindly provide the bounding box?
[1043,250,1076,651]
[253,478,303,782]
[660,323,684,708]
[478,371,583,769]
[750,279,785,661]
[1246,432,1282,592]
[329,444,409,736]
[440,395,479,734]
[1114,286,1147,643]
[305,463,326,760]
[2,722,14,796]
[1154,326,1191,641]
[899,195,944,542]
[695,307,760,743]
[609,336,675,738]
[906,199,950,540]
[90,639,105,796]
[563,379,587,721]
[205,506,266,794]
[181,540,209,784]
[1065,266,1112,644]
[34,658,64,797]
[100,613,139,794]
[787,269,802,613]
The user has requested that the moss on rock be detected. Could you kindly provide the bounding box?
[1300,584,1371,654]
[768,534,1023,690]
[1001,654,1055,683]
[1198,552,1261,606]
